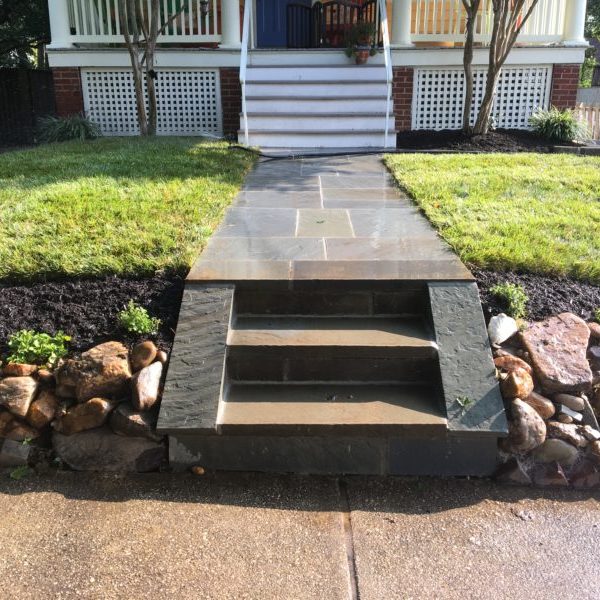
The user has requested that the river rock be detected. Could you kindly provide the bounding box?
[488,313,519,346]
[26,390,59,429]
[554,393,585,412]
[521,313,592,394]
[523,392,555,420]
[110,402,162,441]
[74,342,132,402]
[502,399,546,454]
[500,368,534,400]
[36,369,55,385]
[569,459,600,489]
[588,322,600,340]
[132,362,162,411]
[131,341,158,373]
[156,350,168,365]
[557,414,573,424]
[54,359,80,398]
[494,458,531,485]
[0,376,39,418]
[53,397,115,435]
[532,461,569,487]
[53,426,165,472]
[580,425,600,442]
[546,421,588,448]
[533,438,579,466]
[494,354,532,375]
[2,363,37,377]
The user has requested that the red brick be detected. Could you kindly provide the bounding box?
[550,64,581,110]
[392,67,413,134]
[220,67,241,137]
[51,68,84,117]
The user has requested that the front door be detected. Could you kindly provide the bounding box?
[256,0,311,48]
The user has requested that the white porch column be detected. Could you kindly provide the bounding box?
[220,0,242,49]
[47,0,74,49]
[562,0,587,46]
[391,0,414,47]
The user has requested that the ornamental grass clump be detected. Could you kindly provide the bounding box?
[37,115,102,143]
[490,282,529,320]
[529,107,590,143]
[6,330,70,366]
[118,300,161,335]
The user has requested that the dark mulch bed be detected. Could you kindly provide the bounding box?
[395,129,576,153]
[0,274,184,357]
[473,266,600,323]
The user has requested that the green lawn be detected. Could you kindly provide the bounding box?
[0,137,255,281]
[384,153,600,283]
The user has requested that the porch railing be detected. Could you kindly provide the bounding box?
[575,103,600,141]
[378,0,393,148]
[411,0,567,44]
[66,0,222,43]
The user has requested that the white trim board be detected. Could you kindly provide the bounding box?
[48,45,586,69]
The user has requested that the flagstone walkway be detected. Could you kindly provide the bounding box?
[189,154,471,283]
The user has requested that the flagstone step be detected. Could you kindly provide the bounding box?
[229,316,435,352]
[218,383,446,436]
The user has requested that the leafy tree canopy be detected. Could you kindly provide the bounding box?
[588,0,600,39]
[0,0,50,67]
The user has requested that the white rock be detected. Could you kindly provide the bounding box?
[488,313,519,346]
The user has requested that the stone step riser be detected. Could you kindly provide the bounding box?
[242,115,396,132]
[233,287,428,317]
[226,350,437,383]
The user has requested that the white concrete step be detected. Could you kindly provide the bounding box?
[242,114,396,132]
[246,96,389,113]
[246,65,387,82]
[245,81,389,97]
[239,130,397,148]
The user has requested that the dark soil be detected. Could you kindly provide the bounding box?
[395,129,576,152]
[473,266,600,323]
[0,274,184,357]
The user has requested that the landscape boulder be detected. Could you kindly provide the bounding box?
[488,313,518,346]
[501,399,546,454]
[0,376,39,418]
[523,392,555,420]
[53,397,115,435]
[546,421,588,448]
[110,402,162,441]
[533,438,579,467]
[2,364,37,377]
[494,354,532,375]
[521,313,593,394]
[532,461,569,487]
[130,341,158,373]
[132,362,163,411]
[53,426,165,472]
[26,390,59,429]
[74,342,132,402]
[568,459,600,489]
[500,368,534,401]
[494,458,531,486]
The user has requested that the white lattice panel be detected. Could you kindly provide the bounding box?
[81,69,222,136]
[412,66,551,131]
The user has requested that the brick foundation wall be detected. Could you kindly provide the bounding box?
[220,67,241,138]
[52,67,84,117]
[392,67,413,134]
[550,64,580,110]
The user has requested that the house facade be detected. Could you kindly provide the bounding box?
[47,0,588,148]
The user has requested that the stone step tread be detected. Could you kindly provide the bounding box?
[219,383,447,433]
[243,112,392,117]
[245,95,389,100]
[228,316,436,351]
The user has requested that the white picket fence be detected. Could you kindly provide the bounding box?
[575,103,600,141]
[411,0,566,44]
[67,0,222,43]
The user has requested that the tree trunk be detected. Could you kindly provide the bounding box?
[461,0,481,134]
[145,0,159,136]
[472,0,540,136]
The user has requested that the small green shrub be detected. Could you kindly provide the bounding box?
[37,115,102,143]
[6,330,70,366]
[529,107,590,143]
[118,300,161,335]
[490,282,529,320]
[594,308,600,323]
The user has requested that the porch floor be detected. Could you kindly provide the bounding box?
[188,154,472,283]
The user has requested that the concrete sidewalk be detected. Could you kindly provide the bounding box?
[0,472,598,599]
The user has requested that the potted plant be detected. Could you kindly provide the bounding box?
[344,22,377,65]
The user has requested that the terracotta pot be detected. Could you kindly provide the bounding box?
[355,48,370,65]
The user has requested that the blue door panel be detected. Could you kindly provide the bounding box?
[256,0,311,47]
